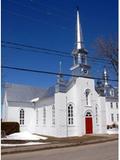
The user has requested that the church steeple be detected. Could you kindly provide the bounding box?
[70,7,90,76]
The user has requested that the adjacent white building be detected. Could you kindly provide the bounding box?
[2,9,118,137]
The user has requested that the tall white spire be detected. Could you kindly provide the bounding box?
[76,7,84,49]
[103,67,109,86]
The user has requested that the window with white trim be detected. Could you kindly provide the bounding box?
[116,103,118,109]
[117,114,119,122]
[85,89,90,106]
[43,107,46,125]
[95,106,98,123]
[68,104,74,125]
[20,109,24,125]
[110,89,114,97]
[81,55,86,64]
[110,102,113,109]
[111,113,114,122]
[36,108,38,125]
[52,105,55,125]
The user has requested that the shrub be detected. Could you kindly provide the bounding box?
[112,123,116,128]
[1,122,20,136]
[112,123,118,128]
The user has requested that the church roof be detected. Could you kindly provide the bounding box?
[95,83,118,99]
[38,96,54,107]
[4,83,55,103]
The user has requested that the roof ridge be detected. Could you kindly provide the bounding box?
[4,82,47,91]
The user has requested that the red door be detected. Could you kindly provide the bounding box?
[85,117,93,134]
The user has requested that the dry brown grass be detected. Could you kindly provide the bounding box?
[37,134,117,143]
[2,134,118,144]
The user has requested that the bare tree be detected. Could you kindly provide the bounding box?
[95,37,118,76]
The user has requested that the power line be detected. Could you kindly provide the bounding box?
[36,0,75,14]
[2,9,73,31]
[2,41,111,63]
[1,44,68,57]
[7,0,73,22]
[2,44,71,58]
[2,65,118,82]
[2,44,112,65]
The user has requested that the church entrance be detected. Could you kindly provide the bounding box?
[85,112,93,134]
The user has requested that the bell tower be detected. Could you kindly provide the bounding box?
[70,7,90,76]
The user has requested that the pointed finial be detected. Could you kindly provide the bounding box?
[103,66,109,86]
[57,61,62,80]
[103,67,107,75]
[57,61,64,84]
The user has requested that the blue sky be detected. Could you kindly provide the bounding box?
[2,0,118,88]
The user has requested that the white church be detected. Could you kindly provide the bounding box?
[2,9,118,137]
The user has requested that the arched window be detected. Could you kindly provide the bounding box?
[111,113,114,122]
[81,55,85,64]
[110,89,114,97]
[20,109,24,125]
[86,111,92,117]
[110,102,113,108]
[52,105,55,125]
[43,107,46,125]
[68,104,74,125]
[95,106,98,123]
[116,103,118,109]
[117,114,119,121]
[36,108,38,125]
[85,89,90,105]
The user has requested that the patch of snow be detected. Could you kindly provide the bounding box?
[30,97,39,103]
[1,142,47,147]
[2,131,47,140]
[107,128,118,134]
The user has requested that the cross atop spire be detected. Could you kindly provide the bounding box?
[76,7,84,49]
